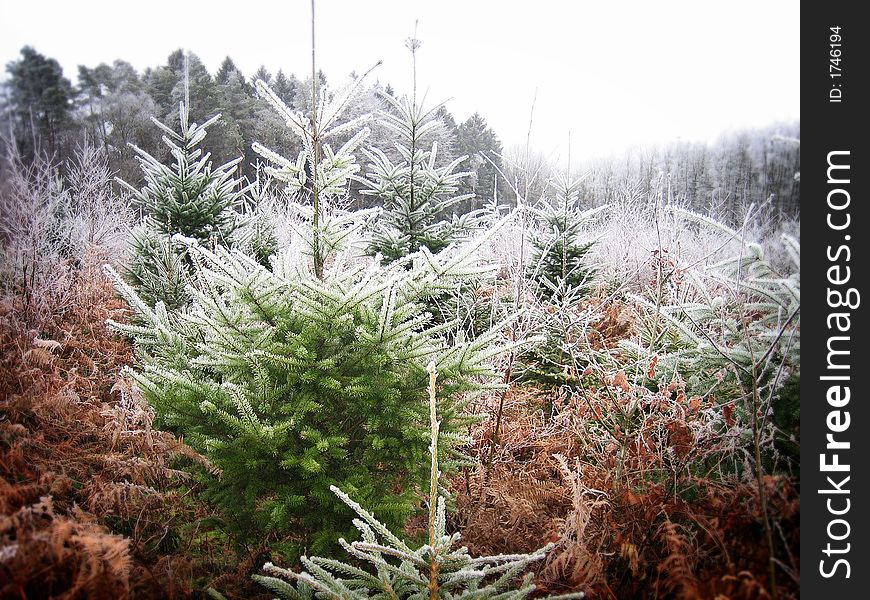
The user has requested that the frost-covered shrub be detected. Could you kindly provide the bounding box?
[0,139,130,325]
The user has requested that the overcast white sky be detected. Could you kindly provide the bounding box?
[1,0,799,162]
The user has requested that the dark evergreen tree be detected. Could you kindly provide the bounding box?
[253,65,272,85]
[216,56,244,86]
[169,52,220,125]
[5,46,74,158]
[76,64,110,147]
[107,60,143,92]
[213,69,251,165]
[141,63,181,168]
[272,70,299,108]
[456,112,504,211]
[434,105,458,134]
[143,53,180,116]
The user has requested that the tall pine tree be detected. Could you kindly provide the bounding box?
[5,46,73,159]
[456,112,504,212]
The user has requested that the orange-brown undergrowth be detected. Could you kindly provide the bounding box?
[0,268,261,599]
[452,380,800,600]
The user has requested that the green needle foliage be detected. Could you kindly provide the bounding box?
[121,227,191,311]
[107,216,518,556]
[223,363,585,600]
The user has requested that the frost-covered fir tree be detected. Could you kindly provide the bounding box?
[119,64,248,308]
[517,177,606,389]
[360,37,479,264]
[527,176,606,301]
[209,363,583,600]
[108,65,524,557]
[106,232,515,555]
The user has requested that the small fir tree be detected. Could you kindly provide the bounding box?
[106,216,519,556]
[119,66,249,308]
[527,176,605,301]
[518,177,606,390]
[360,37,479,265]
[121,227,190,310]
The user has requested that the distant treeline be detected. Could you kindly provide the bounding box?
[2,46,798,223]
[575,123,800,223]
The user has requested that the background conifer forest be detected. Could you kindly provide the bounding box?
[0,7,799,599]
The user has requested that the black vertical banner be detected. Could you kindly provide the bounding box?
[802,3,868,597]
